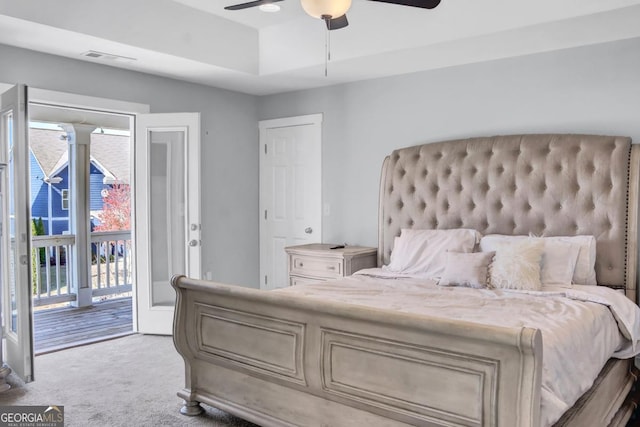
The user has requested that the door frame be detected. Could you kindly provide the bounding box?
[28,89,149,333]
[258,113,323,289]
[2,85,149,332]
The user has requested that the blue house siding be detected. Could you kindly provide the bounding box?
[29,152,49,232]
[89,163,106,211]
[29,161,107,236]
[50,166,69,219]
[50,166,70,235]
[51,219,69,236]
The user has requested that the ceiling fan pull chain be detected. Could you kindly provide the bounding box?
[328,21,331,61]
[322,15,331,77]
[324,28,328,77]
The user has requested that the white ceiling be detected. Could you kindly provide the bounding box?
[1,0,639,95]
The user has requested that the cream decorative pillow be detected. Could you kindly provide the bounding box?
[480,234,582,286]
[438,251,495,289]
[489,239,544,291]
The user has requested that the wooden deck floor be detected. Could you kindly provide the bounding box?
[33,297,133,354]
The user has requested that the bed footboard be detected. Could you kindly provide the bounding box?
[172,275,543,427]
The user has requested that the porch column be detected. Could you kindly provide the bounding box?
[63,124,95,307]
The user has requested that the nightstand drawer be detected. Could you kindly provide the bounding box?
[289,275,326,286]
[290,255,343,279]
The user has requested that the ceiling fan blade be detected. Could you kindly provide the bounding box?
[224,0,283,11]
[325,15,349,31]
[367,0,440,9]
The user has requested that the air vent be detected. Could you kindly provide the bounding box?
[81,50,136,63]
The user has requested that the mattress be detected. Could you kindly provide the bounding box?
[275,270,640,426]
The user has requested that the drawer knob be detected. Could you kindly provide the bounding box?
[327,266,335,270]
[304,227,313,234]
[299,262,303,267]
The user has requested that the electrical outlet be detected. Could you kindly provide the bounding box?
[205,271,212,280]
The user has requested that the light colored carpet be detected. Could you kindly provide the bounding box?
[0,334,259,427]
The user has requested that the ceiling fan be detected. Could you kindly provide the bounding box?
[224,0,441,30]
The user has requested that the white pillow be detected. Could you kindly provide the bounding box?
[539,240,581,285]
[489,239,544,291]
[480,235,584,286]
[384,228,481,278]
[548,236,597,285]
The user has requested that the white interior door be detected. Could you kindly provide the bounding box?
[135,113,200,335]
[0,84,34,381]
[259,114,322,290]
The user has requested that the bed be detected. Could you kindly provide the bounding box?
[172,134,640,426]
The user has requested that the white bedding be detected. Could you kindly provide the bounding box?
[275,269,640,426]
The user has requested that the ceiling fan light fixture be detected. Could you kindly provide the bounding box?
[300,0,351,19]
[259,3,281,12]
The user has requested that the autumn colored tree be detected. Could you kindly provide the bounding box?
[95,182,131,231]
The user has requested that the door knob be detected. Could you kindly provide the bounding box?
[304,227,313,234]
[188,239,199,247]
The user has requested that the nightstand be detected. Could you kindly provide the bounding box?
[285,244,378,286]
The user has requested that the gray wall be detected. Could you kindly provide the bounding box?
[0,43,260,287]
[258,37,640,249]
[3,36,639,288]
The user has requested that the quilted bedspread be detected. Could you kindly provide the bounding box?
[276,270,640,426]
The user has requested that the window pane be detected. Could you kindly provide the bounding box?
[61,189,69,210]
[2,110,18,333]
[149,130,185,307]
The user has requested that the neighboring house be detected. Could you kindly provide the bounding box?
[29,127,130,235]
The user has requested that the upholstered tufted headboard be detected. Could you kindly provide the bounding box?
[378,134,639,301]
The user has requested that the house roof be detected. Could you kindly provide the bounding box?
[29,128,68,178]
[30,128,130,184]
[90,133,131,185]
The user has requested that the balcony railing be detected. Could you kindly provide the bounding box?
[91,230,132,298]
[31,234,75,307]
[31,230,132,307]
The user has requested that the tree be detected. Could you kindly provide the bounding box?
[31,220,40,294]
[34,217,45,236]
[95,183,131,231]
[32,217,46,265]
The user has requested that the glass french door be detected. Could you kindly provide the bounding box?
[135,113,201,335]
[0,84,34,382]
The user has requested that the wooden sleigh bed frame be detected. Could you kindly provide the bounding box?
[172,134,640,426]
